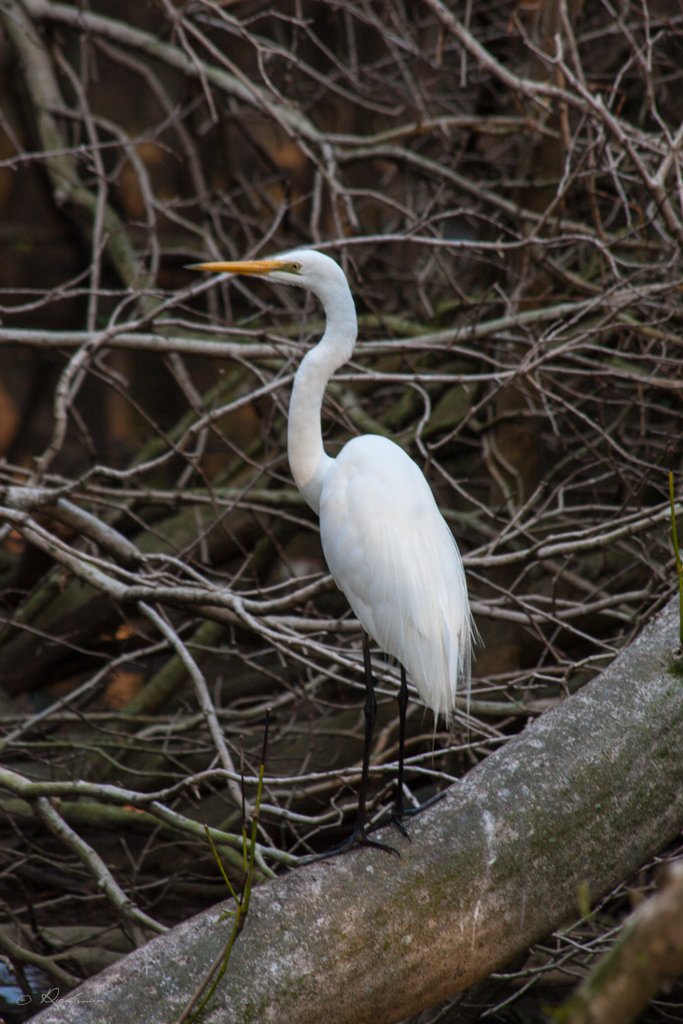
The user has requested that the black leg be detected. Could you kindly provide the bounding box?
[352,630,377,833]
[391,664,410,837]
[303,632,397,860]
[343,632,396,851]
[389,668,451,830]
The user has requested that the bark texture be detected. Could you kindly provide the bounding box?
[32,597,683,1024]
[562,859,683,1023]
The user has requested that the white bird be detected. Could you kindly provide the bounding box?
[191,249,473,848]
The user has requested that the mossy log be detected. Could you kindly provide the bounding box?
[32,596,683,1024]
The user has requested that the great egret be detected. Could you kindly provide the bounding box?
[191,249,473,849]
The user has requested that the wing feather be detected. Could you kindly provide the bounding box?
[319,435,471,717]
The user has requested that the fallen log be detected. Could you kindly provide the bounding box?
[32,596,683,1024]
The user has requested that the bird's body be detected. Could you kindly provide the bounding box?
[192,247,473,845]
[320,433,469,719]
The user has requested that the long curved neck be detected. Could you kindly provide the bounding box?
[287,281,357,513]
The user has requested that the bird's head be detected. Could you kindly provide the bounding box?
[188,246,357,353]
[187,248,347,292]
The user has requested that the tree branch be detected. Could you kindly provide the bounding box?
[30,596,683,1024]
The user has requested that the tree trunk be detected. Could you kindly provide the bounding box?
[32,596,683,1024]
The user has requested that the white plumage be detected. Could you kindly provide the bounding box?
[279,248,472,719]
[192,247,473,721]
[320,434,470,719]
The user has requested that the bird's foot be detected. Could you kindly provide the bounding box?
[365,799,411,841]
[302,826,399,863]
[383,788,450,837]
[389,809,411,840]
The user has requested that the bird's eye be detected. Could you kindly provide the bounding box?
[289,261,302,273]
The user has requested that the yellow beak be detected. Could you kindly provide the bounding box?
[186,259,288,275]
